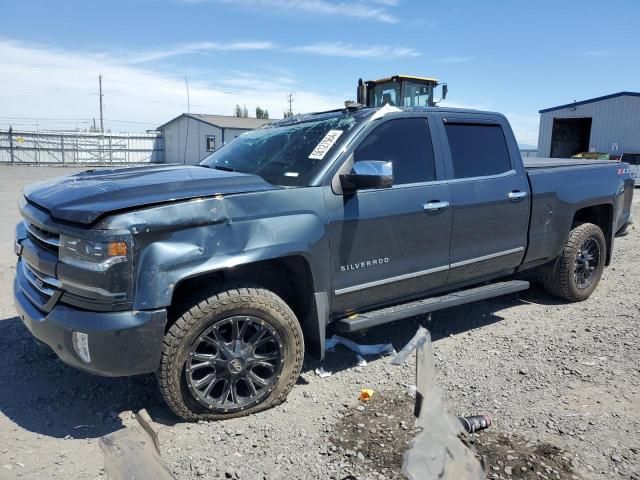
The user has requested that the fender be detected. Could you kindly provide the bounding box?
[99,190,332,357]
[523,165,622,268]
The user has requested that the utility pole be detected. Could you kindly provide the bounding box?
[286,92,294,117]
[99,74,104,133]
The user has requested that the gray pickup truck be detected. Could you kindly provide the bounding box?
[13,105,633,420]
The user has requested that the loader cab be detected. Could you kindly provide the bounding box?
[357,75,447,108]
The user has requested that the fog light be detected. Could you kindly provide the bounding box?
[72,331,91,363]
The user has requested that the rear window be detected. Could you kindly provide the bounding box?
[445,123,512,179]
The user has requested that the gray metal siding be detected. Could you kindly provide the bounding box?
[159,117,260,165]
[538,95,640,157]
[161,117,222,164]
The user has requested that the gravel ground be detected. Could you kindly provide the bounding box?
[0,165,638,479]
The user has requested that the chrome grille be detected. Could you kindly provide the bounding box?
[26,222,60,255]
[21,261,61,300]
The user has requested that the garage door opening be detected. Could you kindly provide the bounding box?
[550,117,592,158]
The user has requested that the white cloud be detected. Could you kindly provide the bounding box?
[0,39,342,131]
[291,42,420,58]
[126,41,277,64]
[584,50,620,57]
[184,0,398,23]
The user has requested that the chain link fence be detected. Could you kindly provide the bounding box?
[0,128,164,165]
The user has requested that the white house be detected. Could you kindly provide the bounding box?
[157,114,272,164]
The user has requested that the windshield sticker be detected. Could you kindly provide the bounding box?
[284,172,299,177]
[308,130,344,160]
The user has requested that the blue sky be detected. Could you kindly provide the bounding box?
[0,0,638,144]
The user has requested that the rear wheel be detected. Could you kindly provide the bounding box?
[157,284,304,421]
[541,222,606,302]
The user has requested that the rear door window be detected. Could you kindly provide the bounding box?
[445,123,512,179]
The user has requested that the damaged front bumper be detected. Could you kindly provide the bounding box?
[14,263,167,377]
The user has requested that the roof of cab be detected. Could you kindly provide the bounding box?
[367,75,439,84]
[266,105,498,128]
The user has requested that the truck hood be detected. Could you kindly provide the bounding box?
[23,164,277,225]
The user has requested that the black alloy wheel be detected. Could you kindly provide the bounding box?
[574,236,601,290]
[539,222,606,302]
[186,316,283,412]
[158,284,304,421]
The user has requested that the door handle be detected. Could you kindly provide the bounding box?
[507,190,527,201]
[423,201,450,212]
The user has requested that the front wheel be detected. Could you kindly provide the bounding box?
[157,285,304,421]
[541,222,606,302]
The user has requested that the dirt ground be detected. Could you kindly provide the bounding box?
[0,165,638,479]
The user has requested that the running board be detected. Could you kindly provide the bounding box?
[336,280,530,332]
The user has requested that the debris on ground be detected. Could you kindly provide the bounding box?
[99,410,174,480]
[325,335,396,357]
[314,366,333,378]
[359,389,374,402]
[458,414,492,434]
[393,327,485,480]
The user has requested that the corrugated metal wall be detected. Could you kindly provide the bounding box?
[537,95,640,157]
[161,117,222,165]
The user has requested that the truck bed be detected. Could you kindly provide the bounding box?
[524,157,619,169]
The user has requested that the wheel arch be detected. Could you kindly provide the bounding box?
[571,203,613,265]
[168,254,326,358]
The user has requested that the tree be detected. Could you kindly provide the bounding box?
[234,104,243,117]
[242,105,248,118]
[283,111,294,119]
[256,107,270,120]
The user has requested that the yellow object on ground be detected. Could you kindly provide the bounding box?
[359,389,374,402]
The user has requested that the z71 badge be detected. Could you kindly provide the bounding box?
[340,257,390,272]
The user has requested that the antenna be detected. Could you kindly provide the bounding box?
[183,76,190,164]
[99,74,104,132]
[185,77,191,114]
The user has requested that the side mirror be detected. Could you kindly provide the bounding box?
[340,160,393,193]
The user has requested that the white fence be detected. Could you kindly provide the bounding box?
[0,129,164,165]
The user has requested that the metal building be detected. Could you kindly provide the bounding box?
[158,114,271,164]
[537,92,640,158]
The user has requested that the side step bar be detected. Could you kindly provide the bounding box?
[336,280,530,332]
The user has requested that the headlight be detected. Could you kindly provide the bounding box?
[60,235,129,271]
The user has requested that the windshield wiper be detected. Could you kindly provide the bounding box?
[212,165,241,173]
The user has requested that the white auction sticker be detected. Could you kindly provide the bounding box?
[308,130,344,160]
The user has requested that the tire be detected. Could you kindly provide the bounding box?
[541,222,606,302]
[157,284,304,421]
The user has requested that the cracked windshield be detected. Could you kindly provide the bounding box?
[201,115,357,186]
